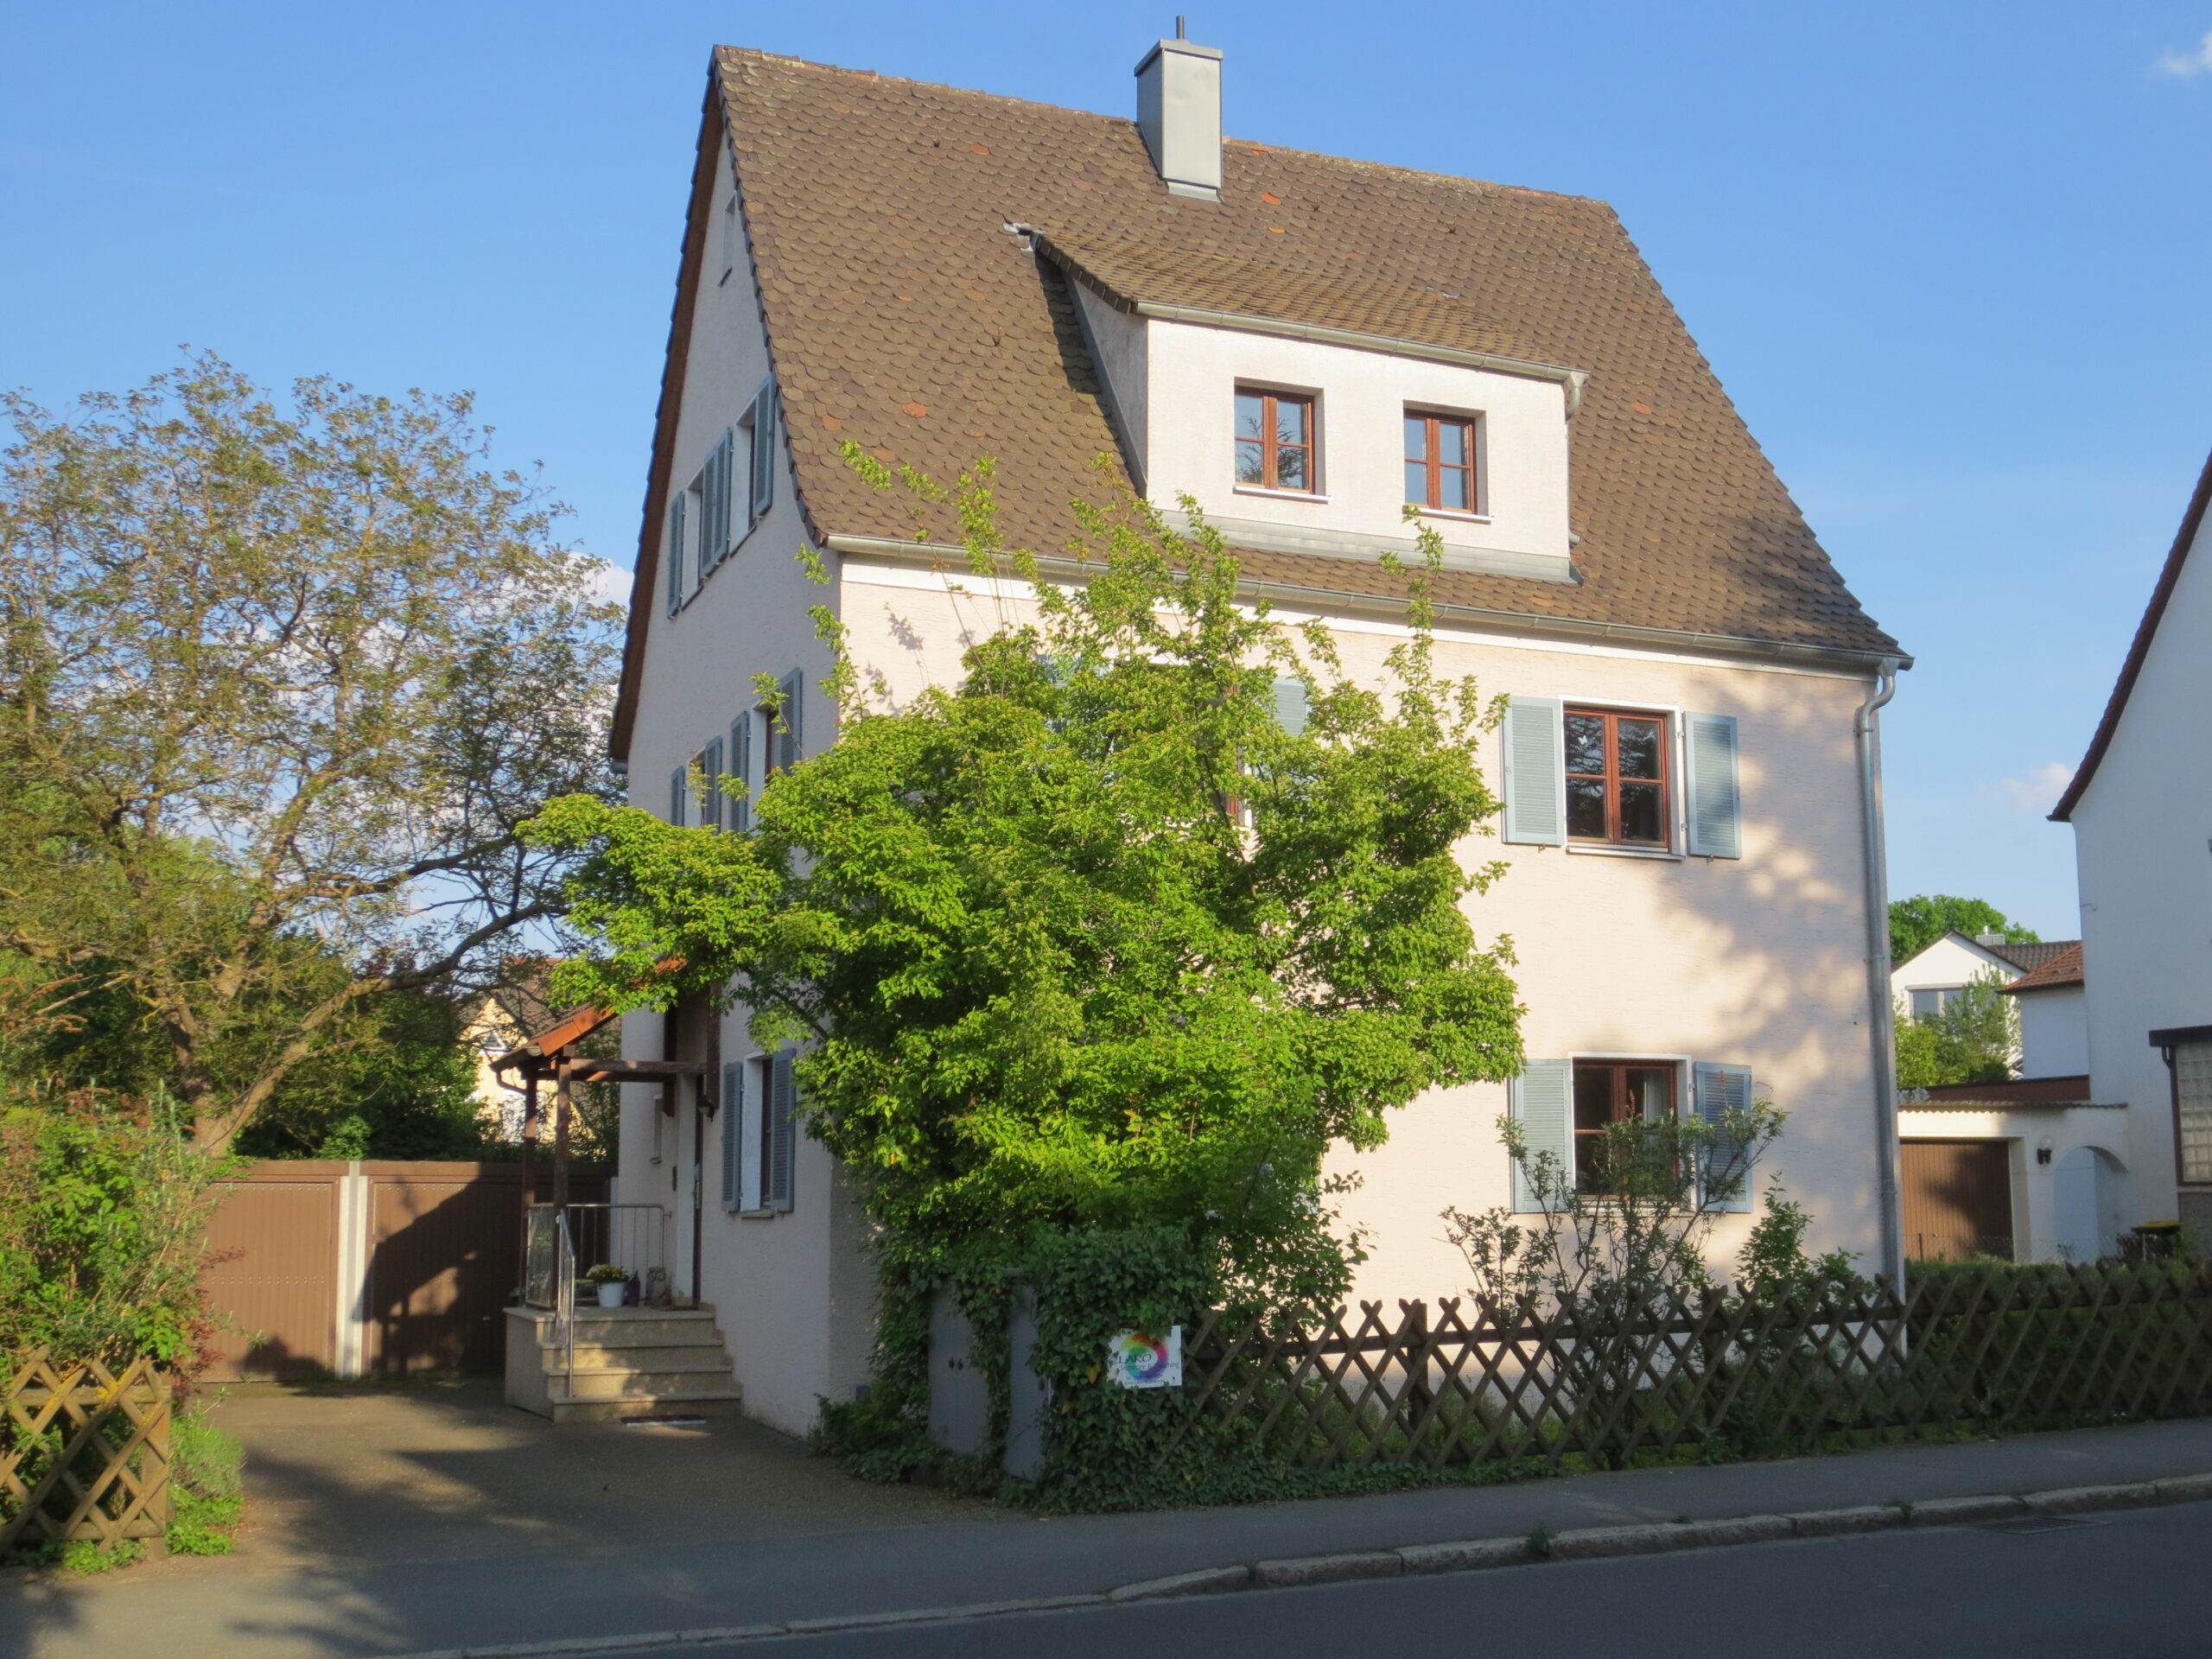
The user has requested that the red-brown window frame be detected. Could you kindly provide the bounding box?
[1572,1059,1680,1194]
[1404,410,1479,512]
[1235,388,1318,494]
[1565,706,1672,849]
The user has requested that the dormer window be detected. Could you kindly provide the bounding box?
[1405,410,1480,513]
[1234,388,1316,494]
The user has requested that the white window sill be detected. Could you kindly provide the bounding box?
[735,1207,780,1220]
[1233,485,1329,505]
[1567,842,1683,862]
[1414,506,1493,524]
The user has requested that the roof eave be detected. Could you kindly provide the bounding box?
[2050,443,2212,823]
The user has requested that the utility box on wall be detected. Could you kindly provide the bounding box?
[926,1283,1051,1479]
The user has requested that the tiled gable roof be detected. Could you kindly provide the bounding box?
[2000,941,2084,993]
[616,49,1904,754]
[1980,938,2077,976]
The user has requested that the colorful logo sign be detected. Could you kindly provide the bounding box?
[1106,1325,1183,1389]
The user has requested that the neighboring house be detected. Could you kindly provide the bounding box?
[1896,940,2125,1263]
[2051,446,2212,1240]
[1889,930,2072,1023]
[608,38,1910,1434]
[461,971,557,1143]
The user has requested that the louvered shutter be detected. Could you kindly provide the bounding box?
[1685,713,1743,859]
[668,767,685,827]
[1271,676,1309,737]
[665,493,687,615]
[1509,1060,1573,1213]
[749,380,777,518]
[768,1049,797,1211]
[1694,1061,1756,1213]
[729,713,753,831]
[739,1056,764,1211]
[700,738,723,830]
[776,669,804,772]
[1502,696,1565,846]
[720,1060,743,1212]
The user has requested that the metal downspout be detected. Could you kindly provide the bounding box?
[1856,658,1905,1291]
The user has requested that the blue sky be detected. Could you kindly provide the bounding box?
[5,2,2209,939]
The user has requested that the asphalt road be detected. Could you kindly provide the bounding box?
[664,1499,2212,1659]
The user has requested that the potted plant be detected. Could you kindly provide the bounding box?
[582,1263,629,1308]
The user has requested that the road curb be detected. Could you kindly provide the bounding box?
[385,1470,2212,1657]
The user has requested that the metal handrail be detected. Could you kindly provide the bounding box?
[555,1208,577,1393]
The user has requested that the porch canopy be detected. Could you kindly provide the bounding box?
[493,1003,709,1210]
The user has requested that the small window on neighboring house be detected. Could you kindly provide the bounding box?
[1573,1060,1677,1195]
[1405,411,1479,512]
[1565,707,1670,848]
[1910,987,1962,1022]
[1234,388,1316,493]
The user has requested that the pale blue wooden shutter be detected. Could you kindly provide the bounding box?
[776,669,804,772]
[729,714,753,831]
[665,494,687,615]
[1502,696,1565,846]
[720,1060,743,1212]
[768,1049,797,1211]
[700,738,723,830]
[1271,676,1309,736]
[1694,1061,1755,1213]
[1685,713,1742,859]
[750,380,777,518]
[668,767,685,827]
[740,1056,764,1211]
[1509,1060,1573,1213]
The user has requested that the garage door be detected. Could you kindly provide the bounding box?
[1901,1139,2014,1262]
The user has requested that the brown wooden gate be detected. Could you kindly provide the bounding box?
[1902,1139,2015,1262]
[200,1161,608,1380]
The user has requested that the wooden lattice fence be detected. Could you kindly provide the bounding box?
[0,1352,171,1551]
[1168,1260,2212,1471]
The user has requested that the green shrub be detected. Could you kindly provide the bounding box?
[164,1400,245,1556]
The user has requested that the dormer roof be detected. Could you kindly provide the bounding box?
[614,48,1904,757]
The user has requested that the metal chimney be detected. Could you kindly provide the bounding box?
[1135,22,1222,200]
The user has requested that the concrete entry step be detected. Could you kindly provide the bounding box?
[550,1340,732,1370]
[548,1389,747,1425]
[559,1366,738,1400]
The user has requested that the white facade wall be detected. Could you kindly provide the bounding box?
[2072,500,2212,1233]
[618,141,872,1435]
[837,563,1891,1300]
[2016,986,2089,1080]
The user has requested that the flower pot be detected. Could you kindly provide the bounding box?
[594,1282,626,1309]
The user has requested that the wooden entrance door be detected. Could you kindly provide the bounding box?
[1902,1139,2015,1262]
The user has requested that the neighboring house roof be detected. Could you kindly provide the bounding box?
[2050,444,2212,823]
[1915,1074,2092,1105]
[1981,938,2077,976]
[613,48,1904,758]
[2000,942,2084,995]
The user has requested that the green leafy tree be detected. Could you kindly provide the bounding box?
[527,461,1526,1331]
[0,356,621,1150]
[1888,894,2039,965]
[1895,969,2018,1089]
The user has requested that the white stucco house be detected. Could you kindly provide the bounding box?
[2050,446,2212,1243]
[600,39,1913,1433]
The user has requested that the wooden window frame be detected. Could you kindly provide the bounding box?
[1235,387,1319,495]
[1404,410,1480,513]
[1571,1058,1680,1195]
[1565,706,1673,849]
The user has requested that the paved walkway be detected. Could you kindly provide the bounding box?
[7,1384,2212,1659]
